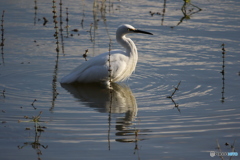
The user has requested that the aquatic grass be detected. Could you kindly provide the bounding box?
[1,10,5,64]
[108,41,112,84]
[161,0,167,25]
[50,0,60,111]
[34,0,37,25]
[18,111,47,138]
[80,0,85,28]
[43,17,48,26]
[1,10,5,46]
[18,111,48,159]
[59,0,65,54]
[220,43,225,103]
[18,111,47,131]
[168,0,202,28]
[83,49,88,61]
[149,11,161,17]
[1,88,5,98]
[100,10,112,85]
[133,129,141,159]
[65,7,69,37]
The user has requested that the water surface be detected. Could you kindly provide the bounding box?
[0,0,240,159]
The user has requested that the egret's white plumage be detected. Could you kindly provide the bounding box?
[60,24,152,84]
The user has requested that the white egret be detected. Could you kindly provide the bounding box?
[60,24,153,84]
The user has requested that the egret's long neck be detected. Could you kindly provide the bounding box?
[116,34,138,74]
[116,34,138,57]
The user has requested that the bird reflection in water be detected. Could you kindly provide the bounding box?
[61,83,149,146]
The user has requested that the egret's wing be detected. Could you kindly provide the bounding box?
[60,50,128,83]
[60,52,108,83]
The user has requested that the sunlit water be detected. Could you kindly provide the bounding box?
[0,0,240,160]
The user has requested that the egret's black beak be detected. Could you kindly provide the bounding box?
[134,29,153,35]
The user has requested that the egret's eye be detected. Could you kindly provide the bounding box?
[128,28,135,32]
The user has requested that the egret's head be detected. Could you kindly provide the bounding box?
[117,24,153,37]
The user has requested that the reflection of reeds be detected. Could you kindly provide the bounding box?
[59,0,65,54]
[31,99,37,109]
[133,129,141,159]
[161,0,167,25]
[91,0,115,52]
[167,81,181,98]
[81,0,85,28]
[220,44,225,103]
[34,0,37,25]
[215,139,237,160]
[1,10,5,64]
[216,139,224,160]
[87,23,93,42]
[108,88,113,150]
[174,0,202,28]
[50,0,60,111]
[167,81,181,112]
[2,88,5,98]
[65,7,69,38]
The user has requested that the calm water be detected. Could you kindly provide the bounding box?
[0,0,240,159]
